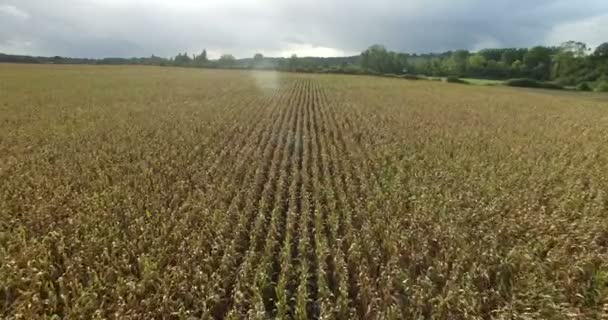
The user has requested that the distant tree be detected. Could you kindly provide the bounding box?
[594,43,608,57]
[218,54,236,67]
[523,47,553,68]
[444,50,469,76]
[467,54,487,75]
[468,54,486,67]
[500,49,525,66]
[478,49,502,62]
[250,53,265,69]
[486,59,509,78]
[560,41,588,57]
[147,55,166,66]
[551,42,588,81]
[193,50,208,66]
[523,46,554,79]
[361,45,387,72]
[289,54,298,71]
[199,50,208,61]
[395,53,410,72]
[360,45,404,74]
[429,58,445,76]
[511,60,523,71]
[174,52,192,65]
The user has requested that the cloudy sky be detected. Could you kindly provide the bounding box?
[1,0,607,59]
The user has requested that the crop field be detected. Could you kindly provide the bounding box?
[1,64,608,319]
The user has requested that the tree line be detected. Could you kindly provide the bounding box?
[360,42,608,86]
[2,41,608,88]
[0,50,359,72]
[166,51,359,72]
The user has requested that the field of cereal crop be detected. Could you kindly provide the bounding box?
[1,64,608,319]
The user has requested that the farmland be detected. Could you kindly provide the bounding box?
[1,64,608,319]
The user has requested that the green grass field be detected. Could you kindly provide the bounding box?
[1,64,608,319]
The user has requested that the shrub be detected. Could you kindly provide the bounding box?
[399,74,421,80]
[505,78,563,90]
[555,77,577,86]
[505,78,540,87]
[341,65,366,75]
[382,73,400,78]
[577,82,592,92]
[319,66,366,75]
[538,82,564,90]
[580,70,600,82]
[595,81,608,92]
[380,74,422,80]
[446,76,469,84]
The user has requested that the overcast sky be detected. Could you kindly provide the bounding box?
[1,0,607,59]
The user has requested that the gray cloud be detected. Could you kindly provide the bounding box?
[1,0,607,58]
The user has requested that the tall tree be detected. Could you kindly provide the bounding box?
[218,54,236,67]
[444,50,469,76]
[174,52,192,65]
[194,49,208,66]
[468,54,487,75]
[523,46,554,79]
[558,41,588,58]
[288,54,298,71]
[500,49,525,66]
[551,42,588,81]
[250,53,265,69]
[594,43,608,57]
[360,45,404,74]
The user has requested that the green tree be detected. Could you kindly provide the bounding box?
[552,42,587,81]
[396,53,409,73]
[174,52,192,65]
[485,59,509,78]
[361,45,388,72]
[478,49,502,61]
[560,41,588,57]
[500,49,525,66]
[289,54,298,71]
[194,50,208,66]
[218,54,236,68]
[511,60,523,72]
[360,45,404,74]
[594,43,608,57]
[523,46,554,80]
[444,50,469,76]
[250,53,265,69]
[468,54,487,74]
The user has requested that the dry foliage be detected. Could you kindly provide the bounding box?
[1,64,608,319]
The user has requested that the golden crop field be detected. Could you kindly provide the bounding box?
[1,64,608,319]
